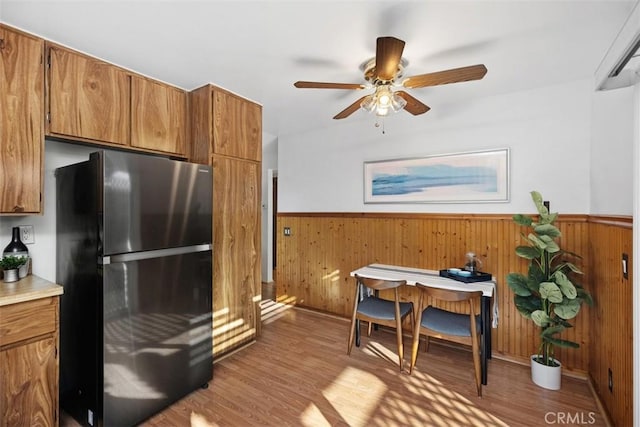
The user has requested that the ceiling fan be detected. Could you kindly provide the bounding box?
[294,36,487,120]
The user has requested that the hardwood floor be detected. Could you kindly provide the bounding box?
[140,299,606,427]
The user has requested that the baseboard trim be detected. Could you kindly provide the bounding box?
[213,340,256,364]
[586,374,614,427]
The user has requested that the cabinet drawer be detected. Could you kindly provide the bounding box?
[0,297,57,347]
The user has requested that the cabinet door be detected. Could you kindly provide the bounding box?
[212,155,261,356]
[131,76,187,155]
[0,337,57,426]
[213,91,262,161]
[0,25,43,213]
[48,45,130,145]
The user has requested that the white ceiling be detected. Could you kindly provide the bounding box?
[1,0,636,138]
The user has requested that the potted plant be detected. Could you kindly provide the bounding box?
[0,255,28,283]
[506,191,593,390]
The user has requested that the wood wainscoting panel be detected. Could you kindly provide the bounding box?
[276,213,591,372]
[588,217,633,427]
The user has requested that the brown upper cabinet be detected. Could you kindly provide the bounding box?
[0,24,44,214]
[131,76,187,156]
[190,85,262,163]
[47,44,188,157]
[47,44,130,146]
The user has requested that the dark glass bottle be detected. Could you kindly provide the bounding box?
[3,227,29,278]
[3,227,28,257]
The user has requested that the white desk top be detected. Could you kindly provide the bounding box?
[350,263,495,297]
[350,264,499,327]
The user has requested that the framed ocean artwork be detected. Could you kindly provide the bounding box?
[363,148,510,203]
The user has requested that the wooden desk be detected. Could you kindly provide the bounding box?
[350,264,497,385]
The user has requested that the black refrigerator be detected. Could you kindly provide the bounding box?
[56,150,213,427]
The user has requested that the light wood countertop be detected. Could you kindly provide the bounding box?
[0,275,63,307]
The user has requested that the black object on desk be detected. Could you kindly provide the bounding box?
[439,269,493,283]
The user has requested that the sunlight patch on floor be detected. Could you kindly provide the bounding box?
[362,340,402,368]
[260,298,295,324]
[300,403,332,427]
[319,366,387,427]
[403,368,509,426]
[190,411,216,427]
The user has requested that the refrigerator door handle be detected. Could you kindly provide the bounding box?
[100,244,212,265]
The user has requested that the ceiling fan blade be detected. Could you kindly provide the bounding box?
[395,91,430,115]
[402,64,487,89]
[375,36,405,81]
[294,81,365,90]
[333,96,368,120]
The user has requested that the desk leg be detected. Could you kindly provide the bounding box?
[355,284,362,347]
[481,296,492,385]
[483,297,492,359]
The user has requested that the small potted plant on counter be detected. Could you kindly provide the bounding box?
[1,255,28,283]
[506,191,593,390]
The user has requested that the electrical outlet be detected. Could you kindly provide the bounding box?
[19,225,34,244]
[283,227,291,236]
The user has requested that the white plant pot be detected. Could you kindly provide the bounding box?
[531,355,562,390]
[18,258,29,279]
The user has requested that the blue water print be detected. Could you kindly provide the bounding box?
[372,164,498,196]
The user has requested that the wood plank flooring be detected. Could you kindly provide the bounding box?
[139,299,606,427]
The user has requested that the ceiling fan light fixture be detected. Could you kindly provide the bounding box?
[360,95,376,113]
[390,92,407,112]
[360,85,405,116]
[376,105,391,116]
[377,87,392,106]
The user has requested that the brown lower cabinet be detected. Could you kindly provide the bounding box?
[0,296,60,426]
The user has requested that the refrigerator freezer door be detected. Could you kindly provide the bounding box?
[98,151,212,255]
[101,249,212,427]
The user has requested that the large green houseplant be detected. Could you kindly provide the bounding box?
[506,191,593,377]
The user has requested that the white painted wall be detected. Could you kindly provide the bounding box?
[0,140,111,283]
[279,79,594,214]
[590,85,635,215]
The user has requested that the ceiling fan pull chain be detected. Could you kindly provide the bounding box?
[374,118,386,134]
